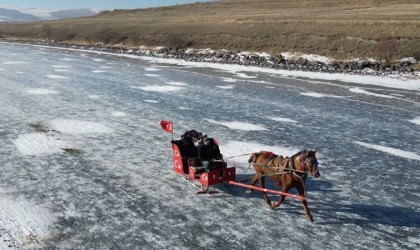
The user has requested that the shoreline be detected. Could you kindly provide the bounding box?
[2,38,420,89]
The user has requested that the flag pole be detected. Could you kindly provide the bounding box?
[171,121,174,141]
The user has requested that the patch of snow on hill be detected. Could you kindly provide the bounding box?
[17,7,55,20]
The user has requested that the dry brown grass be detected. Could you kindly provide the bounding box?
[1,0,420,59]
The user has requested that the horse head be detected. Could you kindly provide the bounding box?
[304,150,320,178]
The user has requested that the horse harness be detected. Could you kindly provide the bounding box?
[261,153,308,181]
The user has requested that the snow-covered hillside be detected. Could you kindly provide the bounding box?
[0,6,97,22]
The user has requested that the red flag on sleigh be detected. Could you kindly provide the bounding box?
[160,120,173,134]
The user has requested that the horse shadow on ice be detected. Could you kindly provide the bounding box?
[218,173,420,228]
[311,201,420,228]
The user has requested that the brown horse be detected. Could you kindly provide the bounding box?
[247,150,320,222]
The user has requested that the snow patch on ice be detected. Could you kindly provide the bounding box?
[92,70,106,73]
[3,61,27,64]
[26,89,58,95]
[408,236,420,245]
[216,85,235,90]
[144,100,159,103]
[300,92,328,98]
[131,85,184,92]
[13,133,72,156]
[59,58,77,61]
[93,58,104,62]
[349,87,395,99]
[166,81,188,86]
[269,117,298,123]
[409,117,420,126]
[206,119,267,131]
[52,65,70,68]
[50,119,114,135]
[235,72,257,79]
[88,95,101,99]
[144,74,160,77]
[220,140,299,165]
[54,69,68,72]
[179,106,192,110]
[0,196,55,249]
[222,78,238,83]
[354,141,420,161]
[144,67,160,72]
[111,111,126,117]
[46,75,68,79]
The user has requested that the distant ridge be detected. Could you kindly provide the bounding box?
[0,7,98,22]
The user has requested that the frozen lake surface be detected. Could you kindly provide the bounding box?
[0,42,419,249]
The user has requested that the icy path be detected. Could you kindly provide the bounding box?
[0,43,419,249]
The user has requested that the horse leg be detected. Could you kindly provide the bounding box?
[296,183,314,222]
[258,176,272,208]
[272,186,288,208]
[245,174,259,194]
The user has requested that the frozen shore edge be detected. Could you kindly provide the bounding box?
[1,38,420,86]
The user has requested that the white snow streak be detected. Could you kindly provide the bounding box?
[205,119,267,131]
[88,95,101,99]
[269,117,298,123]
[216,85,235,90]
[144,100,159,103]
[52,65,70,68]
[111,111,126,117]
[2,61,27,64]
[46,75,68,79]
[144,74,160,77]
[349,87,395,99]
[354,141,420,161]
[222,78,238,83]
[131,85,184,92]
[144,67,160,72]
[166,81,188,86]
[300,92,328,98]
[26,89,58,95]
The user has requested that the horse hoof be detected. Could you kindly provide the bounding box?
[307,216,314,222]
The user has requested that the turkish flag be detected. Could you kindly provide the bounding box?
[160,120,173,134]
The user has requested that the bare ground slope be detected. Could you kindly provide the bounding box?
[0,0,420,59]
